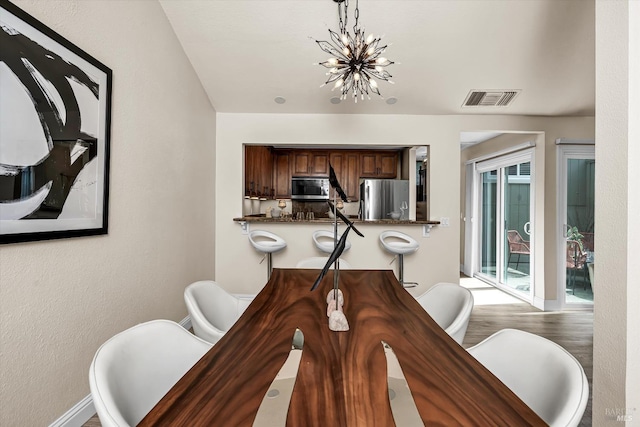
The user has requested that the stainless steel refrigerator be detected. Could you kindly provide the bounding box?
[359,179,410,220]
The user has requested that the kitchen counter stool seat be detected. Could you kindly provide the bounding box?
[379,230,420,287]
[313,230,351,254]
[249,230,287,279]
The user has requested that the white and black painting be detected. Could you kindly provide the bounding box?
[0,1,111,244]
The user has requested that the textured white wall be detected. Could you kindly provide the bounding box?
[594,0,639,423]
[0,1,216,425]
[627,0,640,416]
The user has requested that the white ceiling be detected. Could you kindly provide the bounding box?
[159,0,594,116]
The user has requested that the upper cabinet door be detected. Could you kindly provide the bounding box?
[272,151,291,198]
[310,152,329,176]
[377,152,398,178]
[291,151,329,177]
[329,152,360,201]
[359,151,398,178]
[245,145,273,197]
[359,153,378,177]
[291,152,311,176]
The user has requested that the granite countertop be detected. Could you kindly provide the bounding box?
[233,215,440,225]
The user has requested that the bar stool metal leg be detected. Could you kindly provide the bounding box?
[397,254,418,288]
[267,253,273,279]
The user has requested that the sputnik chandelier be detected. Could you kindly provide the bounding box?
[316,0,394,102]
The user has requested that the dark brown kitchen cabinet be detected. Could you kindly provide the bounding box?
[291,151,329,177]
[359,151,398,178]
[329,152,360,201]
[245,145,273,197]
[272,151,291,199]
[247,147,400,199]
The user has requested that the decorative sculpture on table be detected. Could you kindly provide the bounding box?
[310,164,364,331]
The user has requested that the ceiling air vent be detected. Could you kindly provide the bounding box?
[463,90,520,107]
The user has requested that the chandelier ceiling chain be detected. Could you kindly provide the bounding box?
[338,0,347,33]
[316,0,394,102]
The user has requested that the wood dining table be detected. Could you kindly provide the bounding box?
[139,269,546,426]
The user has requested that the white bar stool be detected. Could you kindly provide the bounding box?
[248,230,287,279]
[312,230,352,254]
[379,230,420,287]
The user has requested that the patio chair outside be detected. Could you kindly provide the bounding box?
[566,240,587,295]
[506,230,530,270]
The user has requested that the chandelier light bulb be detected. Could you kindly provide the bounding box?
[354,72,360,81]
[366,34,374,44]
[334,79,344,89]
[341,34,349,45]
[369,79,378,88]
[328,58,338,65]
[342,47,350,55]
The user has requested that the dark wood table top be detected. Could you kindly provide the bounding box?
[139,269,546,426]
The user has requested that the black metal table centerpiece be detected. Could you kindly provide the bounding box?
[310,164,364,331]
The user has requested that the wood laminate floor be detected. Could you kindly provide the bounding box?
[83,290,593,426]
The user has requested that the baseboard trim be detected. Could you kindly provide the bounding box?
[48,394,95,427]
[49,315,192,427]
[533,296,561,311]
[532,296,545,310]
[179,314,192,331]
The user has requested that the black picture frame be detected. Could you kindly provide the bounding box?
[0,0,112,244]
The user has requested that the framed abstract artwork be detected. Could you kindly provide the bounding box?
[0,0,112,244]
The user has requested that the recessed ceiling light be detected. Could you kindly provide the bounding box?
[274,96,286,104]
[385,97,398,105]
[330,97,342,104]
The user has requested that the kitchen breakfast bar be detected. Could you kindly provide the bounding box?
[233,215,440,226]
[232,214,442,288]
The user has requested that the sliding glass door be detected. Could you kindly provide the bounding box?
[503,163,532,293]
[476,150,533,301]
[480,171,497,279]
[558,145,594,307]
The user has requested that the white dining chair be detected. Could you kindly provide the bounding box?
[415,282,474,344]
[89,320,212,427]
[467,328,589,427]
[184,280,252,345]
[296,256,352,269]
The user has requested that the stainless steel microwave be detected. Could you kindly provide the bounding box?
[291,177,330,200]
